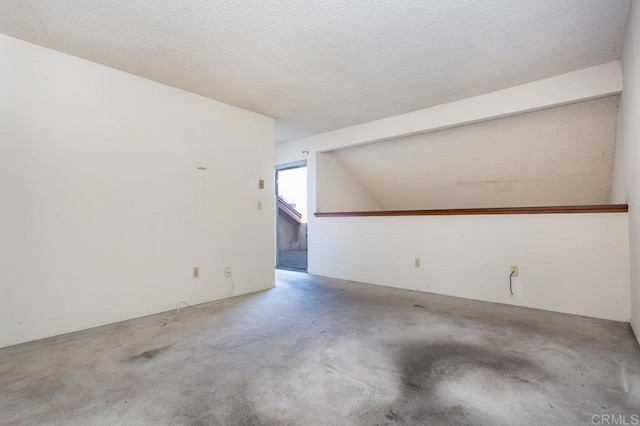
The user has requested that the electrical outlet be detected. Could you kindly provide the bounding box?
[414,258,421,268]
[257,201,262,210]
[225,267,232,278]
[193,266,200,278]
[510,265,519,277]
[258,179,264,189]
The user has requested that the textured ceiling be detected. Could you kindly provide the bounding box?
[331,96,619,210]
[0,1,630,143]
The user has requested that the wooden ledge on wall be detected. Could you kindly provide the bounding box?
[314,204,629,217]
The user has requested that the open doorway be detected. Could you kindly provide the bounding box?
[276,162,308,271]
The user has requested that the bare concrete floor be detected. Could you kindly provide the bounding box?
[1,270,639,425]
[277,249,308,271]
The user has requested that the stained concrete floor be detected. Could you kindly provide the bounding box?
[1,271,639,426]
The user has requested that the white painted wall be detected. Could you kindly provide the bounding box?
[312,214,630,322]
[330,97,618,210]
[0,35,275,348]
[611,1,640,342]
[316,152,381,212]
[277,63,631,322]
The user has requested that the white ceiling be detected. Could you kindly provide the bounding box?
[332,96,619,209]
[0,1,630,143]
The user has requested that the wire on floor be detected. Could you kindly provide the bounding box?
[160,275,236,326]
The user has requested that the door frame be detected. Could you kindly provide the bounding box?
[275,160,308,270]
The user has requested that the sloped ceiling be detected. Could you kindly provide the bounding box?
[330,96,619,210]
[0,1,630,143]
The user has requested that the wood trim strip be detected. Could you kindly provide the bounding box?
[314,204,628,217]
